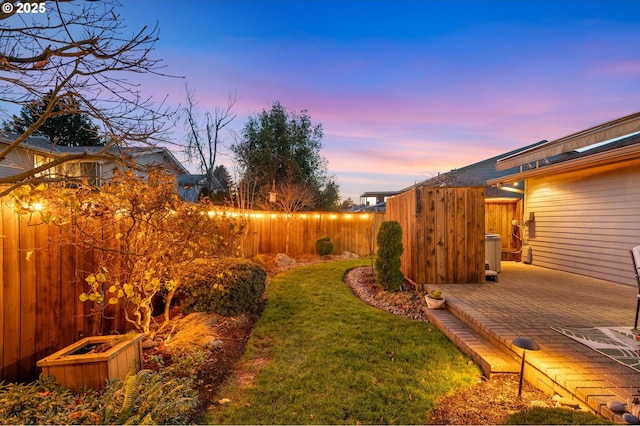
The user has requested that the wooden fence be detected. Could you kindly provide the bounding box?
[1,181,517,383]
[0,193,383,382]
[485,198,523,261]
[0,208,126,383]
[386,186,486,287]
[242,211,383,257]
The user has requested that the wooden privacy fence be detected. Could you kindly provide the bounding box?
[386,186,486,287]
[0,206,130,383]
[240,211,384,257]
[0,191,384,383]
[485,198,523,262]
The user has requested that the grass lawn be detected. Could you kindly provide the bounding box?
[203,259,481,424]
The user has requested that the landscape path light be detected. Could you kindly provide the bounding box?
[512,336,540,398]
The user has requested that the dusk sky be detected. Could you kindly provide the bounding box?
[87,2,640,200]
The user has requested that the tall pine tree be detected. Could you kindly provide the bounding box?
[3,91,103,146]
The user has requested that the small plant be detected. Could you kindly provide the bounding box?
[425,288,446,309]
[428,289,443,300]
[375,221,404,291]
[101,369,198,424]
[315,236,334,256]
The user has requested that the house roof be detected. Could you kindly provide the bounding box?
[397,139,550,198]
[0,131,189,175]
[496,111,640,171]
[359,190,402,198]
[488,131,640,186]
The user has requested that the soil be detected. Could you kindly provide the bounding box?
[143,255,556,424]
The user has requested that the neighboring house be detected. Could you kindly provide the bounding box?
[358,190,402,212]
[488,111,640,286]
[178,174,204,202]
[0,131,194,199]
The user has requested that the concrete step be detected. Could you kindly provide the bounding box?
[423,307,520,378]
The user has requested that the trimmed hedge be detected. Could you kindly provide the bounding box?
[177,257,267,317]
[315,236,334,256]
[375,221,404,291]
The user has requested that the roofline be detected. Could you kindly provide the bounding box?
[488,142,640,186]
[359,191,402,197]
[148,147,189,174]
[495,111,640,171]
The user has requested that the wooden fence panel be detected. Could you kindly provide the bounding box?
[244,211,381,258]
[0,195,4,382]
[485,199,522,261]
[387,186,486,286]
[18,215,36,382]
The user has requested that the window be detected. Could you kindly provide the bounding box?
[33,154,101,185]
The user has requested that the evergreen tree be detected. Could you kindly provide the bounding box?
[230,101,339,210]
[3,91,103,146]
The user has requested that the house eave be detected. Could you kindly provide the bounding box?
[488,143,640,186]
[495,111,640,171]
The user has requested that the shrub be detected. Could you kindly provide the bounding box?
[177,257,267,317]
[315,236,334,256]
[375,221,404,291]
[101,369,198,425]
[0,368,198,425]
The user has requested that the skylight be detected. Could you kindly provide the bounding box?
[574,130,640,153]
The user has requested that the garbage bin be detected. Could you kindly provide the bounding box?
[485,233,502,273]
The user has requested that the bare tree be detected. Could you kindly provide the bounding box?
[270,180,318,253]
[227,162,259,257]
[182,86,236,199]
[0,1,175,195]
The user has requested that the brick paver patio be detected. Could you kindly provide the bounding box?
[426,261,640,421]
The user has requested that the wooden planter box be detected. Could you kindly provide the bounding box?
[37,333,144,391]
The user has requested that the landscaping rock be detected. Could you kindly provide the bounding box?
[142,339,158,349]
[345,266,427,322]
[623,413,640,424]
[276,253,296,267]
[199,336,224,349]
[341,251,359,259]
[552,394,581,409]
[608,399,627,412]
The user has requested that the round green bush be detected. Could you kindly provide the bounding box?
[177,257,267,317]
[375,221,404,291]
[315,236,334,256]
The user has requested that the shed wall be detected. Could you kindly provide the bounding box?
[386,186,485,286]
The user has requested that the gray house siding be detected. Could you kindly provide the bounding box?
[0,148,32,180]
[524,157,640,286]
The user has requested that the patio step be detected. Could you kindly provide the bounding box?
[423,307,520,378]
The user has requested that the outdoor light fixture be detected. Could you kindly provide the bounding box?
[512,336,540,398]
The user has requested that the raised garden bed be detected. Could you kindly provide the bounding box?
[37,333,144,391]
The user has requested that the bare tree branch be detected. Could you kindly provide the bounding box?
[0,0,179,186]
[182,86,236,197]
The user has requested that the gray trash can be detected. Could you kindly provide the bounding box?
[485,233,502,273]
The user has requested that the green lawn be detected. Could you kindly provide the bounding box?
[203,259,480,424]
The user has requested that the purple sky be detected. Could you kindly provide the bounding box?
[44,2,640,200]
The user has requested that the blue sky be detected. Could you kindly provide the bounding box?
[97,2,640,200]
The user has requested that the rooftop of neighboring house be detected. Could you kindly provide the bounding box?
[0,131,189,176]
